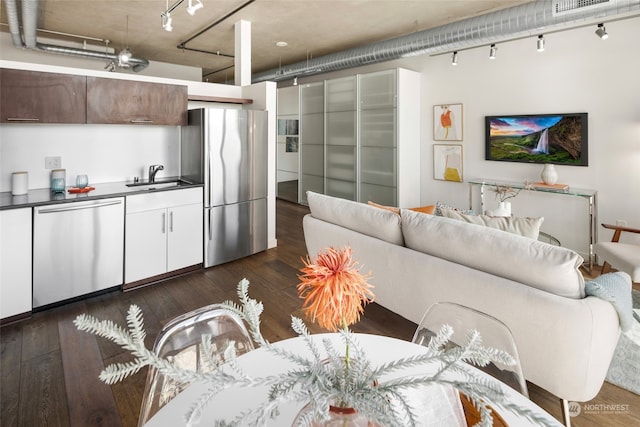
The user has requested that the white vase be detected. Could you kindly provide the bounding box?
[541,164,558,185]
[492,201,511,217]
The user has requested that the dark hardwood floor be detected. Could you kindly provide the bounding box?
[1,199,638,426]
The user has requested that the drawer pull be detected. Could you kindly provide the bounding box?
[6,117,40,122]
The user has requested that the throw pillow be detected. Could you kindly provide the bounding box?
[409,205,436,215]
[367,201,400,215]
[584,272,634,332]
[435,201,474,216]
[440,208,544,240]
[368,201,436,216]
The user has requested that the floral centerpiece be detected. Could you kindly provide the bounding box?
[74,246,559,427]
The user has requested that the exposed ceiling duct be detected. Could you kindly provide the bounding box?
[5,0,149,72]
[252,0,639,83]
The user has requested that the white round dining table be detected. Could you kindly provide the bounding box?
[143,333,562,427]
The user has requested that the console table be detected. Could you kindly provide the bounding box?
[468,178,597,271]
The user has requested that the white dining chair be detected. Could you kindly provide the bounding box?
[137,304,255,427]
[412,301,529,398]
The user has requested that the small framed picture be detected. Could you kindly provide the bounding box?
[434,103,463,141]
[433,144,463,182]
[286,136,299,153]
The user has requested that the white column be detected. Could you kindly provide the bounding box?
[234,20,251,86]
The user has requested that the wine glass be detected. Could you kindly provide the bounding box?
[76,174,89,189]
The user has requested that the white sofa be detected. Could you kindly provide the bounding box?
[302,191,622,403]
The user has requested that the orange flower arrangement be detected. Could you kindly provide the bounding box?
[297,246,374,332]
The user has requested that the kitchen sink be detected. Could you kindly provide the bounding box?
[126,179,192,190]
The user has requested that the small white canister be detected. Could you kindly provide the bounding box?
[11,171,28,195]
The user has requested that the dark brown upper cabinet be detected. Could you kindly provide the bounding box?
[0,69,87,124]
[86,77,187,125]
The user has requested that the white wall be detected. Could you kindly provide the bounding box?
[280,16,640,255]
[0,125,180,189]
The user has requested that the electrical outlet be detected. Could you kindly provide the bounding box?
[616,220,627,227]
[45,156,62,169]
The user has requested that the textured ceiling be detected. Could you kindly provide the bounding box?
[1,0,532,82]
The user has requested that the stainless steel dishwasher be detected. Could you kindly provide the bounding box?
[33,197,125,308]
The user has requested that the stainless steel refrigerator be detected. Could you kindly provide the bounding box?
[181,108,268,267]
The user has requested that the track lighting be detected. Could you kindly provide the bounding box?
[186,0,203,15]
[162,12,173,32]
[537,35,545,52]
[293,77,298,86]
[451,51,458,66]
[489,44,497,59]
[595,23,608,39]
[161,0,203,31]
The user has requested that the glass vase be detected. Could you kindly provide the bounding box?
[293,403,373,427]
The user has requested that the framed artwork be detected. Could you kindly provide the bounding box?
[278,119,299,136]
[433,144,463,182]
[434,103,463,141]
[286,136,299,153]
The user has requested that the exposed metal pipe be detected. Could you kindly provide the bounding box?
[4,0,23,46]
[7,0,149,72]
[252,0,640,83]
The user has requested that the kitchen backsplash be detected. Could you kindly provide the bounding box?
[0,124,180,192]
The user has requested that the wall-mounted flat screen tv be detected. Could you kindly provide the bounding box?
[485,113,588,166]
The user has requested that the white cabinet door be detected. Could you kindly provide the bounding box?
[167,203,203,272]
[0,208,32,318]
[125,208,168,283]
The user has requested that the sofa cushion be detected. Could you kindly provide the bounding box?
[440,208,544,239]
[368,201,436,216]
[307,192,404,245]
[400,209,585,299]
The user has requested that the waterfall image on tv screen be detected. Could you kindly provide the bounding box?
[485,113,588,166]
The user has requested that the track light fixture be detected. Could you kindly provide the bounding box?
[118,47,132,65]
[595,23,608,39]
[451,51,458,66]
[161,0,203,31]
[162,12,173,32]
[537,35,545,52]
[489,44,497,59]
[293,77,298,86]
[186,0,204,15]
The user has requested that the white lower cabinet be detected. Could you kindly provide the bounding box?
[125,188,203,284]
[0,208,32,319]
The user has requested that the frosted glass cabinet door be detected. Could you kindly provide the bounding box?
[358,69,398,205]
[326,76,356,112]
[325,77,357,201]
[300,82,324,114]
[359,69,397,109]
[300,82,325,204]
[360,108,396,147]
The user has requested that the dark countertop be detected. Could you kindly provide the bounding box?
[0,177,204,210]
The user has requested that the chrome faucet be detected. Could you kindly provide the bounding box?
[148,164,164,182]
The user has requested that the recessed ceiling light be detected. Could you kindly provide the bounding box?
[275,41,288,47]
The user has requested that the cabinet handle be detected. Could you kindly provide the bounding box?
[6,117,40,122]
[130,119,153,124]
[162,212,166,234]
[169,211,174,232]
